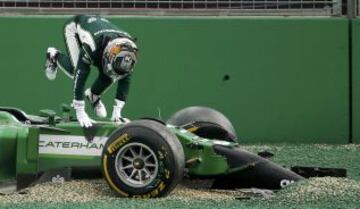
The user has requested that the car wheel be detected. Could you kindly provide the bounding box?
[167,106,238,143]
[101,120,185,198]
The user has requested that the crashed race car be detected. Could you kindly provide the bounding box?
[0,105,304,198]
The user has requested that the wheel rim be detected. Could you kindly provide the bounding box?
[115,142,159,188]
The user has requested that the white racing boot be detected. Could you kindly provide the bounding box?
[111,99,130,123]
[44,47,59,80]
[85,88,107,118]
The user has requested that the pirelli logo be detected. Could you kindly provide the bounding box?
[107,133,130,154]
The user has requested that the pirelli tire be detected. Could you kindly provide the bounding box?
[101,120,185,198]
[167,106,238,143]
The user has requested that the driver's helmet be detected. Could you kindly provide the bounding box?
[102,37,138,81]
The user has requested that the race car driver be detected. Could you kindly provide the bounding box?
[44,15,138,128]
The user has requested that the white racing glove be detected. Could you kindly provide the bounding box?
[72,100,96,128]
[111,99,130,123]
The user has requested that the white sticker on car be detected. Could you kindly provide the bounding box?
[39,134,107,156]
[212,140,232,146]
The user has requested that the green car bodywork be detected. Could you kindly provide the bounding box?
[0,109,231,187]
[0,107,304,196]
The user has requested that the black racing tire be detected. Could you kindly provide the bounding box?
[101,120,185,198]
[167,106,238,143]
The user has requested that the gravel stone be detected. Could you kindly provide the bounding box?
[1,144,359,204]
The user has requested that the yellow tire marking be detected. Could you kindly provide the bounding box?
[103,154,129,197]
[187,126,199,133]
[107,133,130,154]
[165,169,170,179]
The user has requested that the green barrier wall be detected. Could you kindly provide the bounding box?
[0,16,349,143]
[352,19,360,144]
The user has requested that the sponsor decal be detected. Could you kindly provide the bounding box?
[107,133,130,154]
[39,134,107,156]
[87,17,97,23]
[280,179,295,188]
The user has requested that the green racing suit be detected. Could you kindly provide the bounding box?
[56,15,135,102]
